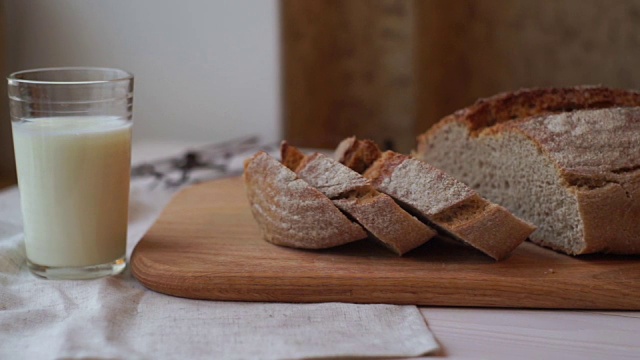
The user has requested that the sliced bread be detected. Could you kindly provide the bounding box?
[281,143,437,255]
[416,87,640,255]
[360,150,535,260]
[334,136,382,174]
[243,151,367,249]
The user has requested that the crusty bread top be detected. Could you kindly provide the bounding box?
[418,86,640,149]
[509,107,640,187]
[415,88,640,256]
[243,151,367,249]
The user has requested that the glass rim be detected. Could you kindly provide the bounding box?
[7,67,133,85]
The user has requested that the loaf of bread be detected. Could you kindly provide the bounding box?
[416,86,640,255]
[337,140,535,260]
[243,151,367,249]
[281,142,437,255]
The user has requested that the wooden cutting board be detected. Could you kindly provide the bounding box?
[131,177,640,309]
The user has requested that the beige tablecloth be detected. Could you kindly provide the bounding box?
[0,146,439,359]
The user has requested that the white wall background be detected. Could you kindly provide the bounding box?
[5,0,281,144]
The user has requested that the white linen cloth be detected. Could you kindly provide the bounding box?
[0,144,439,359]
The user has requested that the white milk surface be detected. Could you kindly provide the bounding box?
[12,116,132,267]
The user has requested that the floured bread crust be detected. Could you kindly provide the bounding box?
[243,151,367,249]
[417,86,640,255]
[284,146,436,255]
[417,86,640,144]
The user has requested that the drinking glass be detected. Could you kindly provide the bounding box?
[7,67,133,279]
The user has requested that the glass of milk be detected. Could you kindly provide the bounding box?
[7,67,133,280]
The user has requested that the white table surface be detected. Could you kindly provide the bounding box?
[5,139,640,359]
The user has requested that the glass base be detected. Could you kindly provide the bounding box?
[27,256,126,280]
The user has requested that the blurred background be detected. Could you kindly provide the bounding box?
[2,0,640,188]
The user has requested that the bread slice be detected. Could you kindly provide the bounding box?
[281,143,436,255]
[334,136,382,174]
[281,140,306,171]
[359,150,535,260]
[416,87,640,255]
[243,151,367,249]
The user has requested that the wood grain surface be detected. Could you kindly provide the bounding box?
[282,0,640,151]
[131,177,640,309]
[282,0,415,152]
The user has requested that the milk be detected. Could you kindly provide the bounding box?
[12,116,132,268]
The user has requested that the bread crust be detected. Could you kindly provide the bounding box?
[334,136,382,174]
[449,202,538,260]
[243,151,367,249]
[512,108,640,186]
[285,147,436,255]
[280,141,306,171]
[332,194,436,255]
[574,175,640,254]
[294,153,369,199]
[362,151,534,260]
[417,86,640,154]
[417,86,640,255]
[513,108,640,254]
